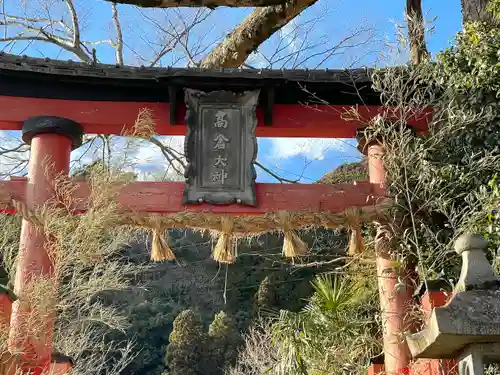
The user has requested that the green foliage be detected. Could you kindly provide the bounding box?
[486,176,500,245]
[255,271,314,313]
[0,162,350,375]
[488,0,500,18]
[434,19,500,117]
[366,8,500,279]
[111,288,187,375]
[165,309,208,375]
[156,227,347,375]
[271,271,380,375]
[208,312,242,374]
[316,159,368,185]
[164,309,243,375]
[93,227,345,375]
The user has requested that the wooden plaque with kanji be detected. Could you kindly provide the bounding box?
[183,88,259,206]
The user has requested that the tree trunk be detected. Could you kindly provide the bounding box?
[406,0,428,65]
[107,0,289,7]
[461,0,496,23]
[200,0,317,68]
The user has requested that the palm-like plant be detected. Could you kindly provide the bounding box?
[271,273,381,375]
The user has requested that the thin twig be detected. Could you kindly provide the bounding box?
[254,161,300,184]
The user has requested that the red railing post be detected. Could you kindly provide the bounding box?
[0,284,15,332]
[8,116,82,375]
[0,285,17,375]
[358,135,415,375]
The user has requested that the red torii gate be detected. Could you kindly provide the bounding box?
[0,53,430,375]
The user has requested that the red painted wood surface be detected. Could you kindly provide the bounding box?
[420,291,452,317]
[0,292,12,330]
[369,141,413,375]
[368,363,385,375]
[0,179,382,215]
[8,134,73,375]
[0,96,430,138]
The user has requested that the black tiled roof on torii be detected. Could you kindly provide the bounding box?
[0,53,379,106]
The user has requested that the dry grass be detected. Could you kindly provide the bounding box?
[212,216,238,264]
[0,166,141,375]
[121,108,156,138]
[278,212,308,260]
[224,319,278,375]
[150,227,176,261]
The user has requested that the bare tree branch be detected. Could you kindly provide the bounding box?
[4,14,72,32]
[64,0,80,47]
[111,3,124,65]
[0,140,29,179]
[254,161,299,183]
[200,0,318,68]
[126,8,211,67]
[106,0,290,8]
[146,137,187,170]
[0,1,130,64]
[0,12,92,62]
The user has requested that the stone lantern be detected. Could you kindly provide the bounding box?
[406,234,500,375]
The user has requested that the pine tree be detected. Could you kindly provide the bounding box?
[208,311,242,375]
[165,309,207,375]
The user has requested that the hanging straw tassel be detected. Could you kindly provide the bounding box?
[346,207,365,256]
[151,227,176,262]
[278,212,308,261]
[213,216,237,264]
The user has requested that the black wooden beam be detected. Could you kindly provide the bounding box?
[264,86,275,126]
[168,85,178,125]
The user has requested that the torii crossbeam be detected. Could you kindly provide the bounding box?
[0,178,381,216]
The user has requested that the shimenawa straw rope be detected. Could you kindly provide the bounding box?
[150,226,176,262]
[345,207,365,255]
[213,216,237,264]
[278,211,308,261]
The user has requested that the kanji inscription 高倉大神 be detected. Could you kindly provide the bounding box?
[183,89,259,206]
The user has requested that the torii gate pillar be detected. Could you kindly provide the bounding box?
[358,136,414,375]
[8,117,83,375]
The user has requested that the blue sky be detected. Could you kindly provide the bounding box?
[0,0,463,182]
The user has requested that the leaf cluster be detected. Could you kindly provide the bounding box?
[270,271,380,375]
[165,309,242,375]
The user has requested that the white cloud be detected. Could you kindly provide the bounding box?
[245,52,269,68]
[130,136,185,180]
[269,138,348,161]
[70,135,186,181]
[280,19,300,56]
